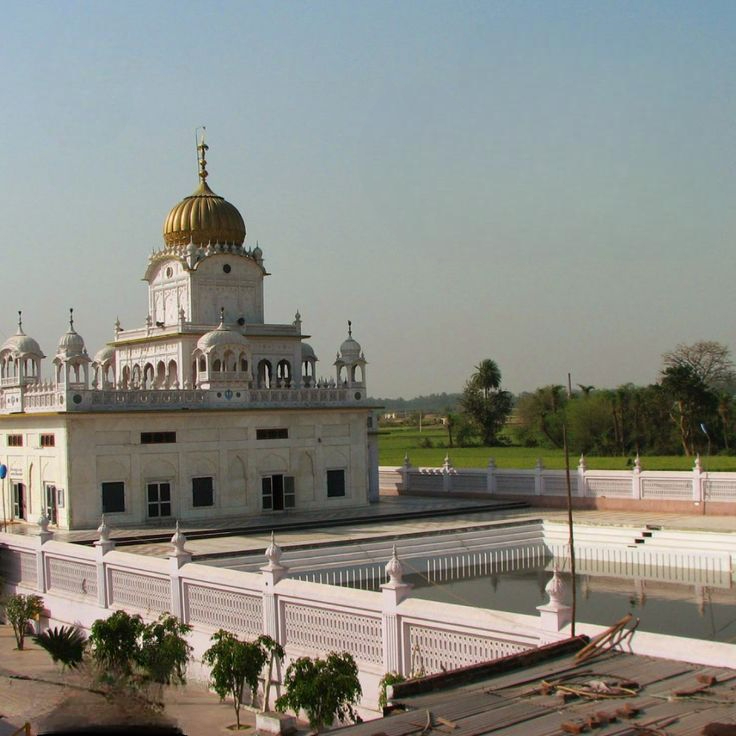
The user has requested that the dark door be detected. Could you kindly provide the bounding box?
[272,474,284,511]
[45,484,58,524]
[12,483,26,520]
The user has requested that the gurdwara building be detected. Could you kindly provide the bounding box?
[0,141,379,530]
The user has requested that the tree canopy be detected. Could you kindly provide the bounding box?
[460,359,513,446]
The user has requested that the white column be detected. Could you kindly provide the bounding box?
[381,547,412,676]
[442,455,453,494]
[577,454,587,497]
[534,459,544,496]
[35,514,53,593]
[487,458,496,494]
[537,569,572,645]
[261,533,288,642]
[693,454,704,504]
[632,454,642,500]
[168,523,192,620]
[93,516,115,608]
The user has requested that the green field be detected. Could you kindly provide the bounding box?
[378,426,736,471]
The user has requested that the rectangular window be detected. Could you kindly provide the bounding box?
[40,434,55,447]
[102,482,125,514]
[7,434,23,447]
[192,476,214,507]
[12,483,26,520]
[147,482,172,518]
[261,476,273,510]
[327,469,346,498]
[284,476,295,509]
[141,431,176,444]
[256,428,288,440]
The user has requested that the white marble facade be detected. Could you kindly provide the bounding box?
[0,140,378,529]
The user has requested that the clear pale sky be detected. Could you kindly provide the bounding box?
[1,1,734,398]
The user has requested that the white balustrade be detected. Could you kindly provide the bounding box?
[387,460,736,504]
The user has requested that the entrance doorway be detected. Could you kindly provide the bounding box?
[12,482,26,520]
[44,483,58,525]
[261,475,295,511]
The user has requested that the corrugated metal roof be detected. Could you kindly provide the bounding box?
[337,649,736,736]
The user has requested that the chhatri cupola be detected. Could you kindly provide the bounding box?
[163,136,246,247]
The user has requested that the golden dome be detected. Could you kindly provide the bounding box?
[163,136,246,247]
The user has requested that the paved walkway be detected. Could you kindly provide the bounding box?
[4,496,734,560]
[0,624,259,736]
[124,503,736,560]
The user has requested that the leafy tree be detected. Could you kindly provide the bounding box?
[202,630,268,729]
[89,609,144,680]
[5,593,44,650]
[276,651,362,731]
[89,610,192,699]
[659,365,718,456]
[512,385,567,448]
[662,341,736,391]
[138,613,192,687]
[460,360,513,446]
[33,625,87,670]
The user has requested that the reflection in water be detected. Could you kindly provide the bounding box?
[297,547,736,643]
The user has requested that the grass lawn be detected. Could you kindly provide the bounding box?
[378,425,736,471]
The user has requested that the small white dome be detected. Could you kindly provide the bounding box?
[57,329,86,358]
[197,324,248,352]
[340,336,361,361]
[93,345,116,365]
[1,329,44,358]
[301,342,317,360]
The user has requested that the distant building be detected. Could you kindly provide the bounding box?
[0,138,379,529]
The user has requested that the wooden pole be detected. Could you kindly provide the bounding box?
[562,423,576,636]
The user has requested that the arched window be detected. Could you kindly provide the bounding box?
[257,359,272,389]
[276,360,291,387]
[198,356,206,372]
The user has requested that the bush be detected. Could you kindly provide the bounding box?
[276,651,362,730]
[5,593,44,650]
[34,625,87,670]
[378,672,405,709]
[418,437,433,449]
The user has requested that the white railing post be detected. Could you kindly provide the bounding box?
[400,454,412,492]
[35,514,53,593]
[487,457,496,494]
[261,533,288,642]
[381,546,412,676]
[442,455,453,494]
[93,516,115,608]
[534,459,544,496]
[577,454,587,497]
[632,454,642,500]
[537,569,572,645]
[168,522,192,620]
[693,454,704,504]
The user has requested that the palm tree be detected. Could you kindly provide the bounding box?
[472,360,501,399]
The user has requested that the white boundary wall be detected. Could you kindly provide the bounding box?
[0,531,541,709]
[380,457,736,504]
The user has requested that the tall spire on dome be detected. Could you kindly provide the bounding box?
[69,307,76,332]
[196,126,209,188]
[17,310,24,335]
[348,320,352,338]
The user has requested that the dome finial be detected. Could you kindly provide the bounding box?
[348,319,352,338]
[69,307,75,332]
[17,310,23,334]
[196,126,208,184]
[219,307,225,327]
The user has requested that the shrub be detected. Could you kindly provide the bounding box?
[5,593,44,650]
[378,672,405,709]
[276,651,362,730]
[33,625,87,670]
